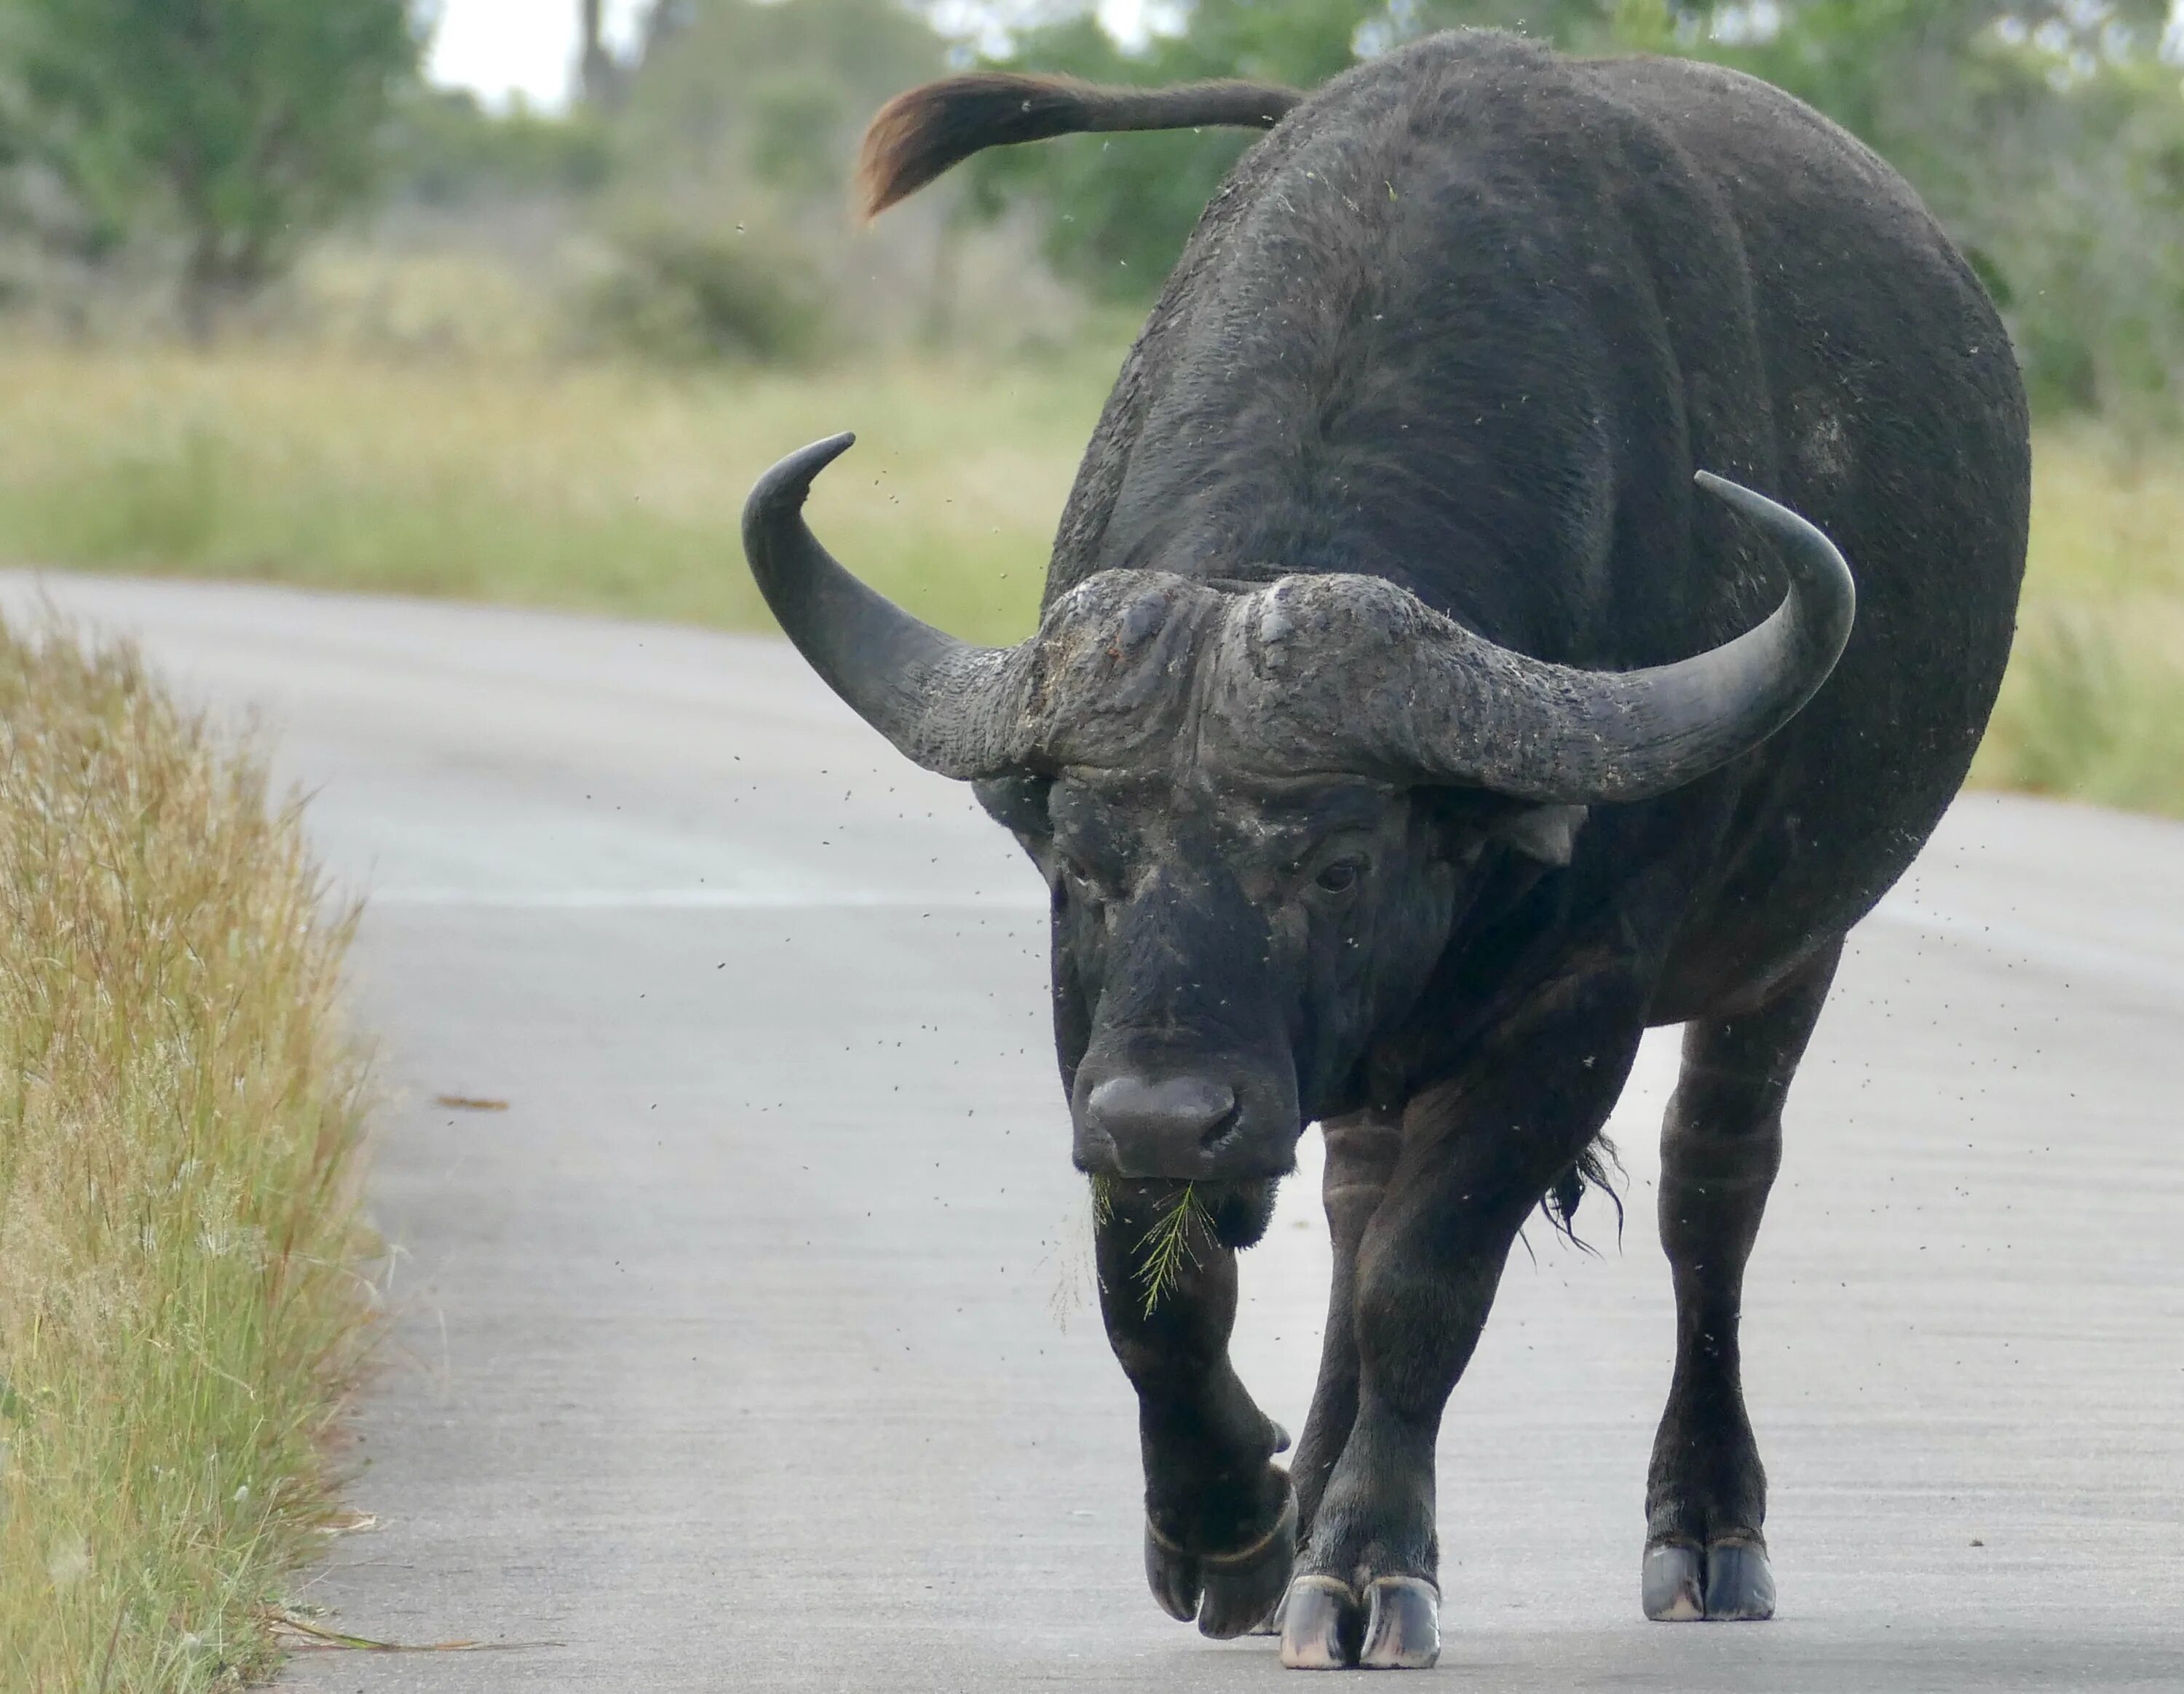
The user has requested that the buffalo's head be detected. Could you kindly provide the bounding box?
[743,434,1853,1187]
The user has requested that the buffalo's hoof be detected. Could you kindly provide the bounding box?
[1703,1540,1776,1619]
[1642,1544,1704,1620]
[1279,1572,1439,1669]
[1360,1577,1440,1669]
[1145,1489,1297,1639]
[1279,1575,1363,1669]
[1642,1538,1775,1621]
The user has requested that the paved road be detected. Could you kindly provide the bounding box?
[7,572,2181,1691]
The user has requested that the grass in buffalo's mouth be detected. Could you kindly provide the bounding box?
[0,616,377,1688]
[1092,1177,1220,1318]
[1088,1173,1219,1316]
[1134,1183,1216,1317]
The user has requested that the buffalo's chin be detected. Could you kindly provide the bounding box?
[1205,1177,1283,1248]
[1093,1173,1286,1251]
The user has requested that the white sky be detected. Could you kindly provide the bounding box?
[424,0,1158,108]
[425,0,2184,113]
[424,0,652,111]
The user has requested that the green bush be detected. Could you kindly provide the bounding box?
[585,223,826,365]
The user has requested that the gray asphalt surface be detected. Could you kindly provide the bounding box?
[7,571,2180,1691]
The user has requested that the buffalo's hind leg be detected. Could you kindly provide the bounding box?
[1645,939,1841,1623]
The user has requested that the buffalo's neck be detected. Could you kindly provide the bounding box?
[1045,44,1772,675]
[1085,320,1655,668]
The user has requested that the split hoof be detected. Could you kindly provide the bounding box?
[1360,1577,1440,1669]
[1147,1523,1203,1623]
[1280,1575,1363,1669]
[1642,1544,1704,1621]
[1703,1540,1776,1620]
[1144,1489,1297,1640]
[1279,1573,1439,1669]
[1642,1538,1775,1621]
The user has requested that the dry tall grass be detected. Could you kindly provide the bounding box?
[0,339,1095,646]
[0,619,376,1690]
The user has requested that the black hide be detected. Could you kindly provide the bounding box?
[1011,31,2027,1659]
[779,27,2030,1665]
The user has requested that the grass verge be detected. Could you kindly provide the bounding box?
[0,617,376,1690]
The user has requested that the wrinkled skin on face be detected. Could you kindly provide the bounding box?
[978,768,1579,1206]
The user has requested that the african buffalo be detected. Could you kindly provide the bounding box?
[742,28,2027,1670]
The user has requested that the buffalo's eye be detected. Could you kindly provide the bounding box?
[1313,857,1364,895]
[1059,858,1104,903]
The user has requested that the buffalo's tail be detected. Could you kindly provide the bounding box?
[1543,1134,1625,1254]
[855,72,1301,219]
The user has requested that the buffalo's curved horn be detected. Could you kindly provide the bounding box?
[1264,472,1855,804]
[1443,470,1855,802]
[741,435,1035,777]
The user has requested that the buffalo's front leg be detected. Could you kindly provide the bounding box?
[1644,940,1840,1622]
[1290,1109,1404,1539]
[1096,1179,1294,1638]
[1282,1004,1645,1670]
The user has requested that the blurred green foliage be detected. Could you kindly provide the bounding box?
[584,218,828,362]
[1693,2,2184,419]
[578,0,948,367]
[964,0,1386,296]
[0,0,420,333]
[972,0,2184,420]
[620,0,943,185]
[2,0,2177,410]
[389,88,614,206]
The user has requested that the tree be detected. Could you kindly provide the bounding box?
[579,0,627,109]
[614,0,943,188]
[0,0,421,335]
[965,0,1391,298]
[1667,1,2184,416]
[582,0,951,361]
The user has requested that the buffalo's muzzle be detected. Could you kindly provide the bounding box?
[1075,1069,1292,1179]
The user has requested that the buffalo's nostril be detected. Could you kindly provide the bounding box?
[1085,1074,1238,1171]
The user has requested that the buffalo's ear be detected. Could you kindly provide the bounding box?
[1489,803,1588,867]
[973,774,1053,839]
